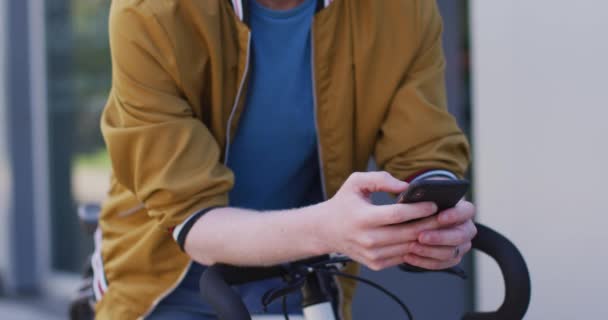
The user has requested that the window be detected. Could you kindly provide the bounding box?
[45,0,111,273]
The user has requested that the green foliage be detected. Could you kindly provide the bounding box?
[73,147,110,170]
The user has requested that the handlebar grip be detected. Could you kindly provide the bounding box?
[463,223,531,320]
[199,265,252,320]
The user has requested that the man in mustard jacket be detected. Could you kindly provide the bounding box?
[96,0,476,319]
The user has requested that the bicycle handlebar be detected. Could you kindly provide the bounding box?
[462,223,531,320]
[199,266,256,320]
[200,256,331,320]
[199,223,531,320]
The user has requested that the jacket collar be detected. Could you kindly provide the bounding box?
[229,0,333,22]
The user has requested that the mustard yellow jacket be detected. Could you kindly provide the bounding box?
[97,0,470,318]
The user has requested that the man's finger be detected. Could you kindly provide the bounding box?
[367,202,437,226]
[361,242,413,261]
[376,256,403,271]
[356,213,445,248]
[402,253,461,270]
[409,242,472,261]
[437,200,475,226]
[361,213,445,247]
[418,221,477,246]
[355,223,432,249]
[348,171,408,194]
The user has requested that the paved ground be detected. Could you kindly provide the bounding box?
[0,298,66,320]
[0,298,308,320]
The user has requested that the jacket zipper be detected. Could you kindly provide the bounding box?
[224,33,252,165]
[310,25,328,200]
[141,33,252,319]
[313,15,342,320]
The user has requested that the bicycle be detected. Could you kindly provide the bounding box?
[199,223,531,320]
[70,205,531,320]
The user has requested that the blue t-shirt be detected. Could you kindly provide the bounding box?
[228,0,322,211]
[157,0,321,316]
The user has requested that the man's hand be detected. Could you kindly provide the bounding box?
[403,200,477,270]
[184,170,475,270]
[318,172,448,271]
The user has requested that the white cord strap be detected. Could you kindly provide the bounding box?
[231,0,244,21]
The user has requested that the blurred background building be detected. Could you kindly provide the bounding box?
[0,0,606,319]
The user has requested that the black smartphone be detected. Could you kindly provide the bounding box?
[396,179,470,212]
[396,179,470,272]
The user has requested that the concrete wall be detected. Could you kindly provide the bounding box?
[471,0,608,318]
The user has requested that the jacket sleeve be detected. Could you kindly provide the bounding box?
[374,0,470,180]
[101,3,233,232]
